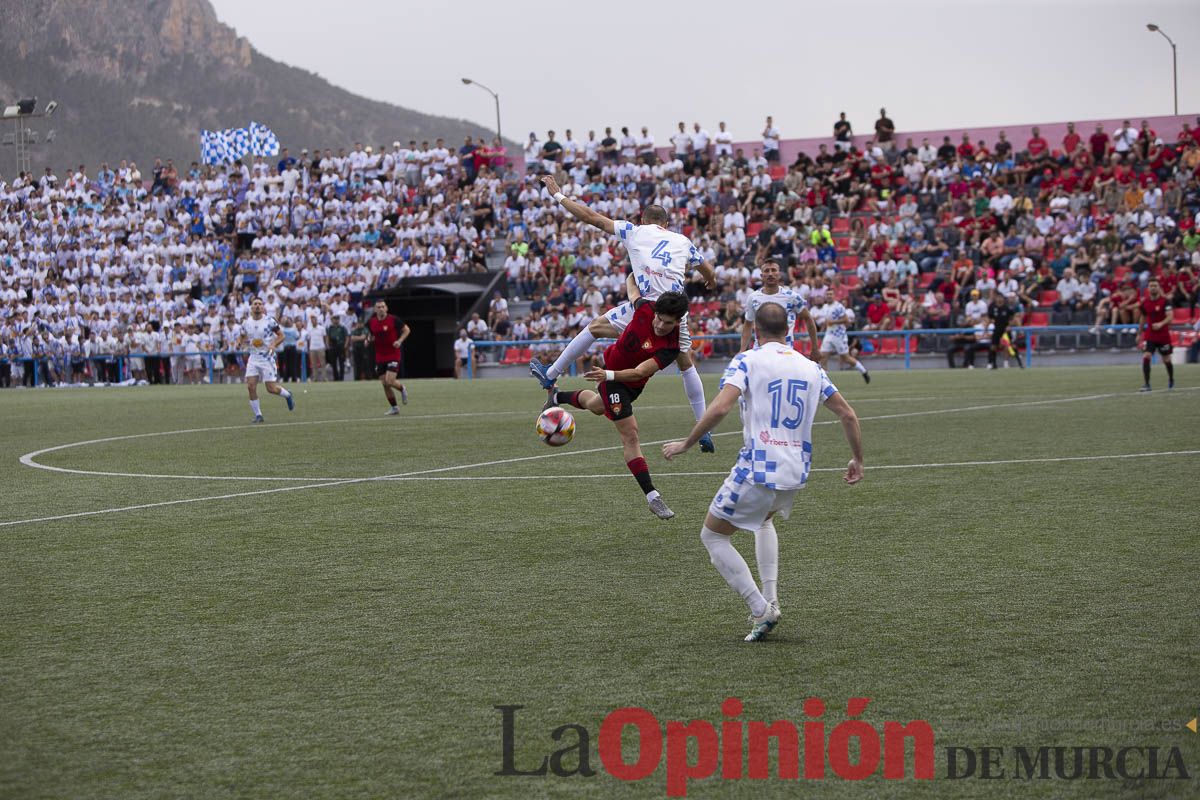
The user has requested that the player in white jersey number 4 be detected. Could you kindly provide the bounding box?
[663,304,864,642]
[531,175,720,451]
[235,297,296,423]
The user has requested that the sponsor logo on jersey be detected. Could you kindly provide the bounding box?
[642,339,652,350]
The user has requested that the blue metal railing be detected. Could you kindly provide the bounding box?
[463,324,1149,378]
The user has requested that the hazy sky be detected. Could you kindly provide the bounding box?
[209,0,1198,145]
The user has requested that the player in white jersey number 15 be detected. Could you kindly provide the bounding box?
[662,304,864,643]
[235,297,296,423]
[531,175,721,450]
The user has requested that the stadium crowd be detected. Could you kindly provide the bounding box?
[3,112,1200,387]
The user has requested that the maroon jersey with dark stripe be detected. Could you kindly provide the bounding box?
[603,299,680,389]
[368,314,404,362]
[1140,296,1170,344]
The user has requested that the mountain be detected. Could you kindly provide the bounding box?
[0,0,505,174]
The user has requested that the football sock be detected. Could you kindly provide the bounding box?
[250,399,261,415]
[554,390,584,408]
[681,365,707,420]
[388,397,397,408]
[702,526,767,618]
[854,360,868,374]
[279,387,292,399]
[626,457,655,496]
[1142,360,1151,384]
[755,519,779,605]
[548,329,596,380]
[1165,362,1174,382]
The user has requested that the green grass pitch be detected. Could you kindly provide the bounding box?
[1,365,1198,799]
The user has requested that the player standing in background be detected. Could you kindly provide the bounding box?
[1139,278,1175,391]
[530,175,720,452]
[236,297,295,423]
[662,304,864,642]
[740,261,820,354]
[366,299,410,415]
[545,291,690,520]
[986,293,1021,369]
[812,296,870,383]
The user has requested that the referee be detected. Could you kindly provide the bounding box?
[987,292,1017,369]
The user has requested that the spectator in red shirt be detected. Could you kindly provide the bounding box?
[957,132,974,160]
[1089,124,1110,161]
[1061,122,1081,160]
[863,294,893,330]
[1027,126,1049,161]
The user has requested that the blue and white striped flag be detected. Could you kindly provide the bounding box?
[200,129,226,165]
[249,121,281,157]
[224,127,252,160]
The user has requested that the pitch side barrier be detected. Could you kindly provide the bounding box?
[463,325,1152,379]
[0,350,320,387]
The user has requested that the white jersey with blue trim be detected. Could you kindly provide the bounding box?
[612,220,701,299]
[239,315,280,358]
[719,341,838,490]
[745,287,807,346]
[822,301,852,340]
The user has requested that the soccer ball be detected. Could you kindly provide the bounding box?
[536,407,575,447]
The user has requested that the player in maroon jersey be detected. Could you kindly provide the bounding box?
[366,299,411,414]
[1138,278,1175,391]
[544,290,690,519]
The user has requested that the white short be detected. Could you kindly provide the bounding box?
[708,468,799,532]
[245,354,278,382]
[820,335,849,356]
[604,301,691,352]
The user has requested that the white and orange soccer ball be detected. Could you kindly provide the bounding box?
[536,407,575,447]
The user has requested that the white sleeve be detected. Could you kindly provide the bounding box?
[613,220,635,242]
[819,367,839,401]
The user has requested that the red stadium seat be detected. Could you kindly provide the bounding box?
[832,217,850,233]
[1173,307,1194,324]
[841,254,859,268]
[841,274,861,289]
[1026,312,1050,326]
[878,337,902,355]
[501,347,523,364]
[1039,290,1059,305]
[919,272,935,288]
[746,222,763,237]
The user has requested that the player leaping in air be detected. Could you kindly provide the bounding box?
[236,297,295,423]
[531,175,720,452]
[544,290,691,520]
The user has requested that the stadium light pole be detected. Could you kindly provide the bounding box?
[1146,24,1178,115]
[461,77,501,142]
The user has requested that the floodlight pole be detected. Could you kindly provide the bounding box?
[1147,24,1179,115]
[461,78,502,142]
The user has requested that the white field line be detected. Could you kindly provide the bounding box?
[2,449,1198,529]
[17,387,1195,483]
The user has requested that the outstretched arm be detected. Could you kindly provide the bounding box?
[584,356,662,385]
[542,175,615,235]
[662,384,741,459]
[824,391,864,484]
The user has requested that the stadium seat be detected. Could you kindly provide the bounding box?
[1026,312,1050,326]
[1173,307,1194,324]
[500,348,523,365]
[832,217,850,233]
[878,337,903,355]
[1039,290,1059,305]
[841,254,859,268]
[918,272,935,288]
[1113,266,1131,281]
[841,274,861,289]
[746,222,763,237]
